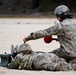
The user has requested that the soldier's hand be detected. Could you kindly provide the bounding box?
[23,37,28,43]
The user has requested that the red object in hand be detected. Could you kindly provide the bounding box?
[44,36,53,43]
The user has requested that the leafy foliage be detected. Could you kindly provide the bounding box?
[0,0,76,15]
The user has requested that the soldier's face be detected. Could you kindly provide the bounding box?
[57,17,61,22]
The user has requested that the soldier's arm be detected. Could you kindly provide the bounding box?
[26,24,59,40]
[8,55,22,69]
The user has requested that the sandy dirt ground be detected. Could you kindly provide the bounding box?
[0,18,76,75]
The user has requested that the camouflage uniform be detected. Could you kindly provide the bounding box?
[8,43,72,71]
[26,19,76,61]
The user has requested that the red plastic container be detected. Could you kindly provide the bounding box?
[44,36,53,43]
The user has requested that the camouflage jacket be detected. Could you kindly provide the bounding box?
[27,19,76,57]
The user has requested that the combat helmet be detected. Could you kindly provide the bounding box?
[54,5,73,19]
[54,5,70,15]
[18,43,33,54]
